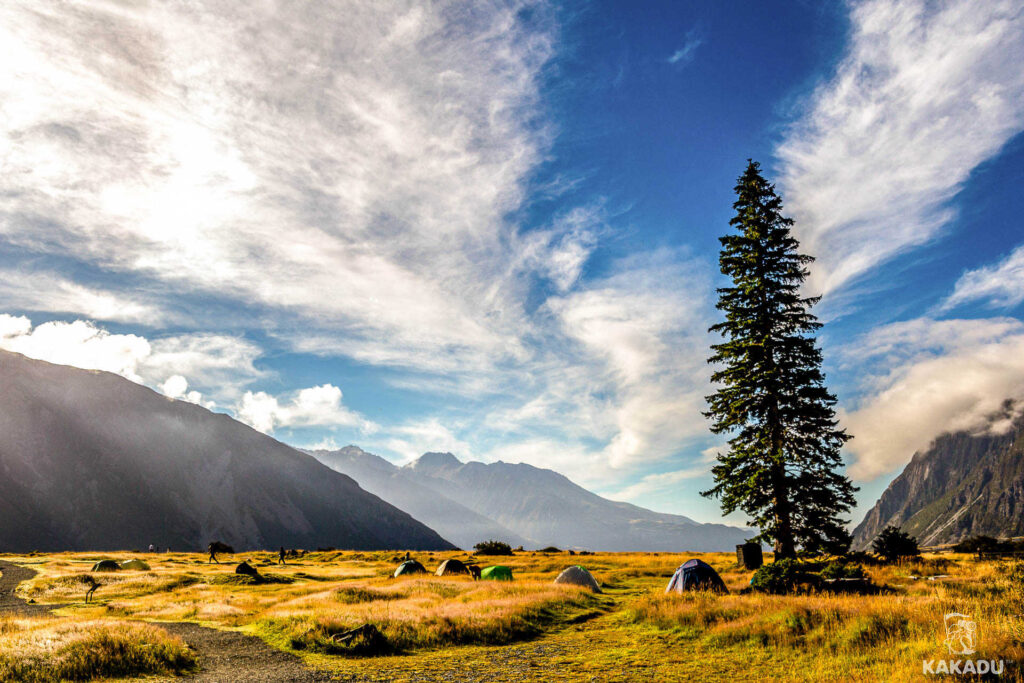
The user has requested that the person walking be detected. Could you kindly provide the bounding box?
[278,546,286,565]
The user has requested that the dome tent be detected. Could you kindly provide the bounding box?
[394,559,428,577]
[480,565,513,581]
[119,559,150,571]
[666,559,728,594]
[91,559,120,572]
[435,558,472,576]
[554,565,602,593]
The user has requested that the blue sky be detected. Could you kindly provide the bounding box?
[2,0,1024,528]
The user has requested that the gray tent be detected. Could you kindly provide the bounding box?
[435,558,471,576]
[554,565,602,593]
[394,559,427,577]
[91,559,120,572]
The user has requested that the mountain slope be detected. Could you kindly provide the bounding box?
[853,410,1024,548]
[316,448,750,551]
[309,446,531,549]
[0,350,454,552]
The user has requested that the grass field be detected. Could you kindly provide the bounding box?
[2,549,1022,681]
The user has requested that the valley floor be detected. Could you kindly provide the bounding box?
[1,550,1022,681]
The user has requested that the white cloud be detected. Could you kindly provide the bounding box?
[0,1,560,375]
[158,374,210,407]
[376,418,473,464]
[0,270,165,325]
[943,244,1024,310]
[545,253,714,467]
[236,384,377,435]
[0,315,151,381]
[0,314,260,405]
[608,464,711,503]
[778,0,1024,297]
[839,317,1024,480]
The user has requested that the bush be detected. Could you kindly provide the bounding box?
[473,540,513,556]
[750,559,812,594]
[820,561,865,580]
[871,526,919,563]
[538,546,561,553]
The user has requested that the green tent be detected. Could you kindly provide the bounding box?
[480,565,513,581]
[91,559,120,572]
[393,559,427,577]
[119,559,151,571]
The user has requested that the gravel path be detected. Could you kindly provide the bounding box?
[0,560,336,682]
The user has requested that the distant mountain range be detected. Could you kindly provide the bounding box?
[311,446,751,551]
[853,407,1024,548]
[0,350,453,552]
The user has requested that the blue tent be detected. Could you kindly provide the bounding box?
[666,559,728,594]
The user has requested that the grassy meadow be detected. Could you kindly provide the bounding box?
[1,549,1022,681]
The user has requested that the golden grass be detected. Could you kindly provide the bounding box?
[0,614,195,682]
[3,550,1023,681]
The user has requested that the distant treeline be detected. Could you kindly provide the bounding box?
[953,535,1024,554]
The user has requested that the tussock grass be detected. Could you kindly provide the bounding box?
[0,615,195,682]
[278,579,603,655]
[4,549,1023,680]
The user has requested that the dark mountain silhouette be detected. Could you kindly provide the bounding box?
[313,447,751,551]
[0,350,454,552]
[853,406,1024,548]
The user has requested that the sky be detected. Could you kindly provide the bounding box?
[2,0,1024,528]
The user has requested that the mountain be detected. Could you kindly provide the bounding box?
[308,446,531,549]
[0,350,454,552]
[853,408,1024,548]
[312,447,751,551]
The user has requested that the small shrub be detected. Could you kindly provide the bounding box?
[538,546,560,553]
[871,526,919,563]
[474,540,514,556]
[820,561,865,580]
[750,559,813,594]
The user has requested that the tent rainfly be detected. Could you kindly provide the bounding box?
[480,565,513,581]
[554,565,602,592]
[394,559,428,577]
[666,559,728,594]
[435,558,472,576]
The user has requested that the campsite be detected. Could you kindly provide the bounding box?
[2,548,1022,681]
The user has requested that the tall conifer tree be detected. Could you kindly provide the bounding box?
[703,160,856,560]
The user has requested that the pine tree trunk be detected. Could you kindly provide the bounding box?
[771,461,796,560]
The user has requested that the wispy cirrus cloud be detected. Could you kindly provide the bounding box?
[778,0,1024,297]
[0,1,558,374]
[667,29,703,66]
[943,244,1024,310]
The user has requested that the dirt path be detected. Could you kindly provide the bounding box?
[0,560,335,682]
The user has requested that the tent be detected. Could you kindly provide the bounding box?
[480,565,513,581]
[666,559,728,594]
[394,559,427,577]
[554,565,602,593]
[91,559,121,572]
[119,559,151,571]
[435,558,472,576]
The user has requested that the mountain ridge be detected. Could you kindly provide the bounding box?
[312,446,750,551]
[0,350,454,552]
[853,407,1024,548]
